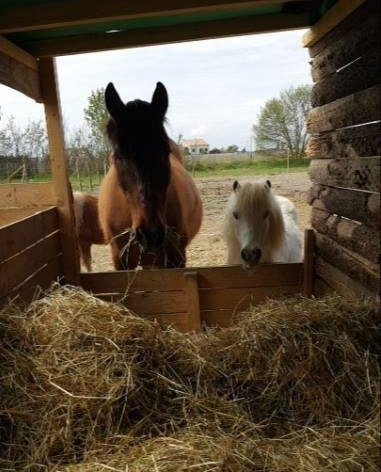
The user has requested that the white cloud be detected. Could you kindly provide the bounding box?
[0,29,311,148]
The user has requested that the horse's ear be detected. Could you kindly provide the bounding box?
[105,83,125,121]
[233,180,240,192]
[151,82,168,119]
[266,180,271,189]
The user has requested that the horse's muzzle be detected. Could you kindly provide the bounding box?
[136,226,165,253]
[241,247,261,266]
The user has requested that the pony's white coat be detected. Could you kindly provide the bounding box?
[223,180,302,267]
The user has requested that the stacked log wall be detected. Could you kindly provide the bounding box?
[306,0,380,298]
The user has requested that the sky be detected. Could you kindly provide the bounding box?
[0,29,312,149]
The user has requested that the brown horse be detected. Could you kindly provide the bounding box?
[73,192,106,271]
[98,82,202,270]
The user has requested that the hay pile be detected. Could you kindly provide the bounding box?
[0,285,379,471]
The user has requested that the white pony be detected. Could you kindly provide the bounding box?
[223,179,302,268]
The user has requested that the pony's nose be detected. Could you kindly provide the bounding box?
[136,226,165,252]
[241,248,261,264]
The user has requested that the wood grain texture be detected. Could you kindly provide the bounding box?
[0,206,58,263]
[311,208,380,264]
[0,231,62,297]
[0,256,63,306]
[0,50,41,100]
[306,123,381,159]
[184,272,201,332]
[308,184,380,228]
[308,157,381,193]
[39,57,80,284]
[303,229,314,297]
[0,182,56,208]
[311,53,380,107]
[199,284,301,311]
[0,35,38,70]
[315,256,377,299]
[80,263,303,294]
[0,208,45,227]
[302,0,367,48]
[315,232,380,294]
[306,85,381,134]
[307,0,378,57]
[310,13,380,82]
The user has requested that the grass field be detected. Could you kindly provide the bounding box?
[5,158,309,192]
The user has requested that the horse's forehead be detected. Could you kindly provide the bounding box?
[237,184,268,211]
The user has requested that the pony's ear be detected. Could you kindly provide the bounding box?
[105,83,125,121]
[151,82,168,119]
[233,180,240,192]
[265,180,271,190]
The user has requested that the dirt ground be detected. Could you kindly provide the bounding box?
[91,172,311,271]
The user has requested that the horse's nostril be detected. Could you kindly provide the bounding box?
[241,249,250,262]
[254,248,262,260]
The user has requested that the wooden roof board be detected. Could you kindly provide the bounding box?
[0,0,334,57]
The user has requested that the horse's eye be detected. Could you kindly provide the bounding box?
[264,210,270,219]
[233,211,239,219]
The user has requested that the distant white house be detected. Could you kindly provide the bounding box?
[182,139,209,155]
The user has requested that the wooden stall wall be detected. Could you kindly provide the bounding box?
[0,207,64,306]
[306,0,380,298]
[81,263,304,332]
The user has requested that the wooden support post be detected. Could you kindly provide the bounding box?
[39,57,80,285]
[303,228,315,297]
[184,271,201,332]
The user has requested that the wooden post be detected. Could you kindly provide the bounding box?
[303,228,315,297]
[184,271,201,332]
[39,57,80,284]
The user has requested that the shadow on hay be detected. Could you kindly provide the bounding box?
[0,285,379,470]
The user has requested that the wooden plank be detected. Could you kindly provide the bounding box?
[311,53,380,107]
[199,284,302,311]
[315,232,380,294]
[0,182,56,208]
[307,0,379,58]
[24,13,310,57]
[98,290,186,315]
[0,0,310,34]
[184,272,201,332]
[0,208,42,227]
[0,35,38,70]
[308,184,380,228]
[0,231,61,297]
[311,208,380,265]
[308,157,381,193]
[306,123,381,159]
[0,256,63,307]
[302,0,368,49]
[0,206,58,263]
[310,13,380,82]
[315,256,376,299]
[303,228,314,297]
[306,85,381,134]
[80,263,303,293]
[39,57,80,285]
[0,50,41,101]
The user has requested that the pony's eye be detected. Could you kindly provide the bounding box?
[264,210,270,219]
[233,211,239,219]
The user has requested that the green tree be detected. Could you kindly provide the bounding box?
[253,84,312,159]
[226,145,239,153]
[83,87,111,173]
